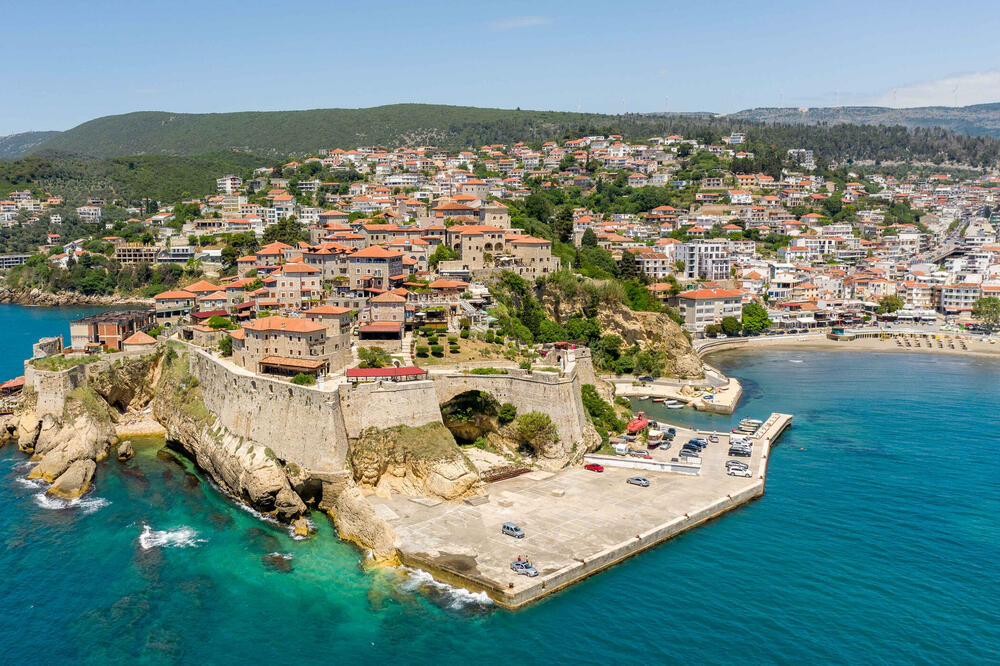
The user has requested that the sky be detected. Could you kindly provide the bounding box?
[3,0,1000,135]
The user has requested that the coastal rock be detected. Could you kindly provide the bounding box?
[326,485,397,562]
[117,440,135,461]
[47,459,96,500]
[349,423,481,500]
[0,285,152,308]
[292,517,311,537]
[90,355,161,411]
[26,410,114,482]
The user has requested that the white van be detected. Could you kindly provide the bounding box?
[613,443,629,456]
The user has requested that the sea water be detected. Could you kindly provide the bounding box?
[1,304,998,664]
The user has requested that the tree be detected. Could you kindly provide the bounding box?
[580,227,598,248]
[513,411,558,452]
[291,373,316,386]
[877,294,904,314]
[206,315,236,330]
[618,249,641,281]
[741,302,772,333]
[972,296,1000,330]
[358,346,392,368]
[721,316,741,336]
[429,244,459,269]
[704,323,722,338]
[262,217,308,245]
[218,334,233,356]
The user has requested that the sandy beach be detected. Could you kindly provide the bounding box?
[698,332,1000,360]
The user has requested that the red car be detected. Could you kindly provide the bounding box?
[584,463,604,472]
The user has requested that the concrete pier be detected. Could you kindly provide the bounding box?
[370,412,792,608]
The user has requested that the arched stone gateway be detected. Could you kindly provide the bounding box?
[439,390,501,444]
[433,367,599,470]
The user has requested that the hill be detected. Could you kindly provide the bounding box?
[0,152,263,204]
[0,131,61,159]
[30,105,624,157]
[22,103,1000,168]
[730,103,1000,138]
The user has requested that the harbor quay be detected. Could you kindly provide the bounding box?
[370,413,792,608]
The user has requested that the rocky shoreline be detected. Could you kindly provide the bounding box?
[0,285,153,307]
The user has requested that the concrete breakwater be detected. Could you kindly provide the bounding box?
[374,413,793,609]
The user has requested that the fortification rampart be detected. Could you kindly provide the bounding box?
[433,365,592,447]
[338,379,443,438]
[187,351,349,473]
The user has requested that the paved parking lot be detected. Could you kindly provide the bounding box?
[369,420,769,597]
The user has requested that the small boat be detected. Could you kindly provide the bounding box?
[651,398,666,403]
[646,429,663,448]
[664,400,684,409]
[637,396,650,401]
[620,434,636,441]
[627,412,649,434]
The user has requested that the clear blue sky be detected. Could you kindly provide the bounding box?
[5,0,1000,134]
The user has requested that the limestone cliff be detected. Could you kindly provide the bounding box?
[349,423,481,500]
[538,280,704,379]
[16,385,116,498]
[150,349,307,521]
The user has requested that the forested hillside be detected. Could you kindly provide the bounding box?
[0,152,263,204]
[24,104,1000,167]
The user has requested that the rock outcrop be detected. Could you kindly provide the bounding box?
[22,388,115,482]
[324,484,397,562]
[0,285,152,307]
[350,423,480,500]
[538,279,704,379]
[117,440,134,461]
[47,459,96,499]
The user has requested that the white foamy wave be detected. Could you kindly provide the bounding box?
[399,567,493,610]
[13,460,37,473]
[788,359,804,363]
[138,524,205,550]
[32,492,110,515]
[16,477,46,489]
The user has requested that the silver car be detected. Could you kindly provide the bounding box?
[626,476,650,487]
[511,560,539,577]
[502,522,525,538]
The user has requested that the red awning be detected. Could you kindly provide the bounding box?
[346,366,427,379]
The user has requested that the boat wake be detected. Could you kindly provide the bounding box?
[138,524,205,550]
[399,567,493,611]
[788,359,804,363]
[33,492,110,515]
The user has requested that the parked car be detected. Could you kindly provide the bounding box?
[729,447,751,458]
[584,463,604,472]
[502,522,525,538]
[708,434,719,443]
[726,460,749,469]
[667,428,676,436]
[511,559,539,577]
[657,443,671,450]
[728,467,752,477]
[626,477,650,487]
[638,375,654,382]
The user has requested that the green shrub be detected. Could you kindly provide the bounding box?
[447,335,458,344]
[430,344,444,357]
[460,329,470,339]
[463,367,508,375]
[291,373,316,386]
[484,330,495,343]
[498,402,517,424]
[519,360,531,370]
[427,335,439,345]
[415,345,429,357]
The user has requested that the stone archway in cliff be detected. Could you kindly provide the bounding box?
[438,390,502,445]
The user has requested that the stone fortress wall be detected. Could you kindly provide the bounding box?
[28,338,597,477]
[187,351,350,473]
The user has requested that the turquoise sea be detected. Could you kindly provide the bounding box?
[1,304,998,664]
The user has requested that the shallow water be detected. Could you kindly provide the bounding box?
[1,304,998,663]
